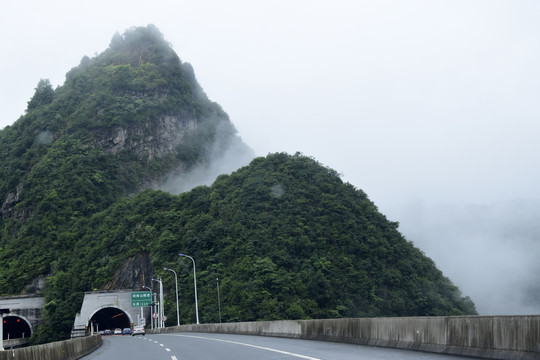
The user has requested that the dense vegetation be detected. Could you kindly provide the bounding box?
[0,26,476,343]
[0,24,246,296]
[29,153,476,342]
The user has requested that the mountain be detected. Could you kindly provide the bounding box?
[0,24,251,292]
[0,26,476,343]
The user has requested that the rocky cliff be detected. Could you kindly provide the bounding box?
[103,253,154,290]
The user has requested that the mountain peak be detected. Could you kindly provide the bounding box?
[105,25,179,67]
[1,25,253,223]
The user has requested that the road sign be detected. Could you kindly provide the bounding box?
[131,291,152,307]
[152,312,159,319]
[162,315,167,322]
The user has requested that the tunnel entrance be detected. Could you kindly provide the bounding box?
[2,315,31,339]
[89,307,131,333]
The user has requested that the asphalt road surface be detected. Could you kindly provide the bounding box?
[80,332,477,360]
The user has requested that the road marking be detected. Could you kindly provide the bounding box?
[166,348,171,352]
[160,343,164,347]
[173,334,322,360]
[171,357,178,360]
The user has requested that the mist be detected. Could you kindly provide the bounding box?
[2,1,540,316]
[158,122,255,195]
[392,199,540,315]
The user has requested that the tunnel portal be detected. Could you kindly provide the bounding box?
[89,307,131,332]
[2,315,32,339]
[73,290,149,337]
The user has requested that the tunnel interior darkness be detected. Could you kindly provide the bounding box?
[89,307,131,332]
[2,316,31,339]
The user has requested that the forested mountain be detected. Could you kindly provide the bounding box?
[0,26,476,343]
[0,24,251,295]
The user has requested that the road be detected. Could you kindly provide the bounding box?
[80,332,477,360]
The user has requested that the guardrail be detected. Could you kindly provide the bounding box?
[149,315,540,360]
[0,334,102,360]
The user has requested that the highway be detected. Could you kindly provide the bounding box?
[80,332,477,360]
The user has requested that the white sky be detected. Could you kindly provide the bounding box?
[1,0,540,315]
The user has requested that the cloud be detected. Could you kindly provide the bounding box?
[395,198,540,315]
[158,121,255,194]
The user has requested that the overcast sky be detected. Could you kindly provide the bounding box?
[2,0,539,315]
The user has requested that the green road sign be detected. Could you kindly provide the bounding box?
[131,291,152,307]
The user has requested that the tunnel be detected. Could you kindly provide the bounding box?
[2,315,32,339]
[89,307,131,333]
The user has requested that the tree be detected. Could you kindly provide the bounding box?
[27,79,55,111]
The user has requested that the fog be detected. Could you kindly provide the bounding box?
[159,122,255,194]
[1,0,540,315]
[394,199,540,315]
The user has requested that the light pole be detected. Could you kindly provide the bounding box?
[217,277,222,323]
[149,291,157,329]
[142,285,152,328]
[179,253,199,324]
[163,267,180,327]
[151,277,164,328]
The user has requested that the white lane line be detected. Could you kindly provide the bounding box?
[166,348,171,352]
[160,343,164,347]
[173,334,322,360]
[171,356,178,360]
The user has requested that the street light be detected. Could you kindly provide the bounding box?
[142,285,152,328]
[151,277,164,328]
[144,285,157,329]
[179,253,199,324]
[217,277,222,324]
[163,267,180,327]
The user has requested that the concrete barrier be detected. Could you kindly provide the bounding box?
[0,335,102,360]
[149,315,540,359]
[2,338,30,349]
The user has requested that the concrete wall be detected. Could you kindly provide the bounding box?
[150,315,540,360]
[2,338,30,349]
[0,335,101,360]
[0,295,45,333]
[73,290,148,332]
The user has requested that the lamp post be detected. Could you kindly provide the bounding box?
[142,285,152,328]
[179,253,199,324]
[151,277,164,328]
[163,267,180,327]
[217,277,222,323]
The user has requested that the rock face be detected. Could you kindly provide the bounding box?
[103,253,154,290]
[22,275,48,295]
[1,185,21,219]
[99,115,198,161]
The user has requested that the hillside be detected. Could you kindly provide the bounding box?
[0,25,251,293]
[32,152,476,342]
[0,26,475,343]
